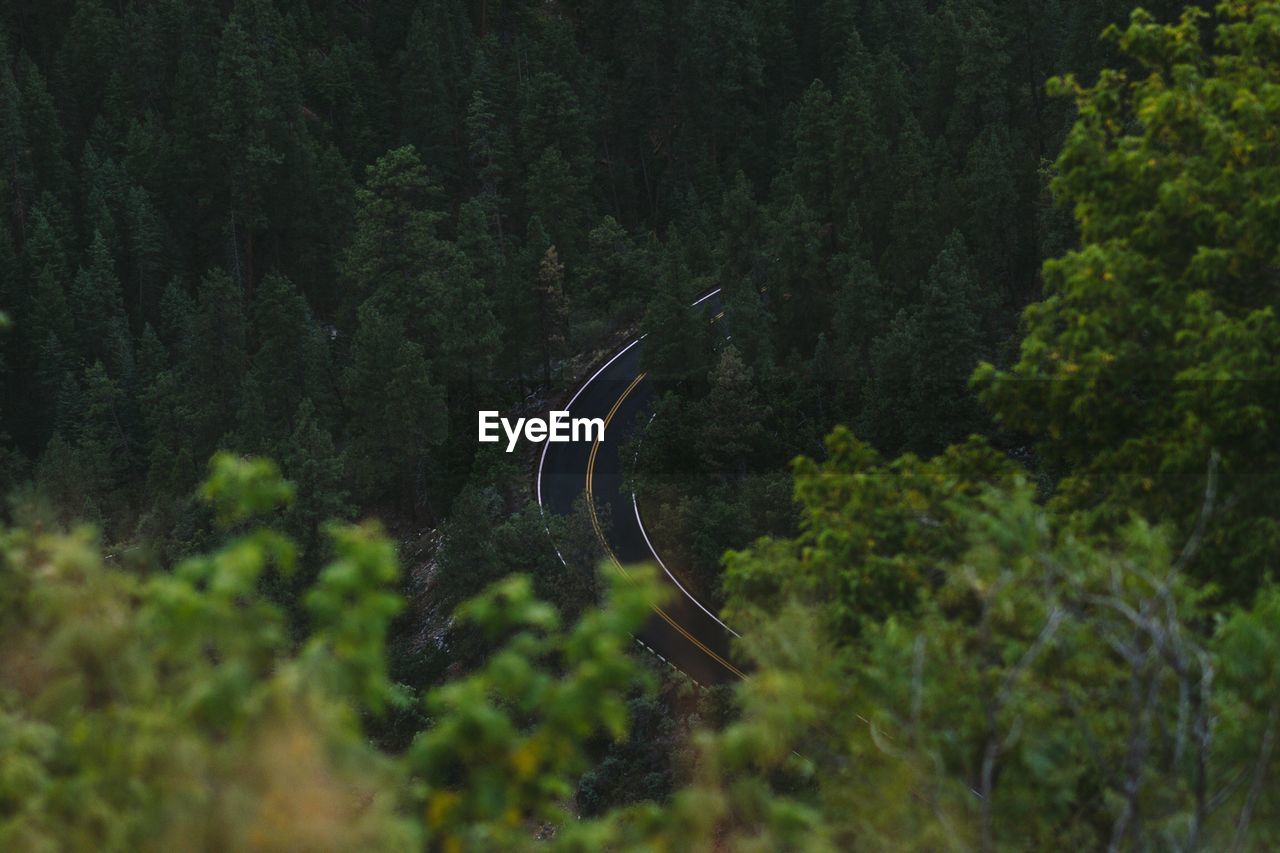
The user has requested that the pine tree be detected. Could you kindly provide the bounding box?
[341,145,444,333]
[904,230,987,448]
[76,359,135,490]
[714,171,766,290]
[185,267,248,454]
[156,277,195,360]
[17,56,68,200]
[210,13,287,294]
[124,185,168,322]
[20,205,75,398]
[456,195,504,294]
[398,0,473,186]
[464,37,514,233]
[959,125,1024,298]
[765,194,828,359]
[532,243,569,387]
[342,305,447,508]
[828,252,888,421]
[280,397,350,565]
[696,346,768,475]
[640,249,713,386]
[786,81,836,220]
[243,271,330,445]
[429,244,500,386]
[517,71,591,179]
[69,231,133,381]
[829,86,887,253]
[861,231,986,456]
[524,146,590,263]
[135,322,167,391]
[79,144,122,256]
[431,481,502,618]
[576,215,641,321]
[880,116,947,289]
[51,0,123,147]
[0,47,34,235]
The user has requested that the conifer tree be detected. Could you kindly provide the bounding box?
[342,305,447,508]
[430,244,500,386]
[123,185,168,319]
[19,208,75,429]
[280,397,350,564]
[0,48,34,233]
[765,193,828,359]
[69,231,133,381]
[210,12,289,293]
[524,146,589,263]
[244,271,330,445]
[533,243,569,388]
[696,346,768,475]
[17,56,67,199]
[185,267,248,454]
[399,0,473,186]
[342,145,445,334]
[861,231,986,456]
[51,0,123,147]
[640,250,713,387]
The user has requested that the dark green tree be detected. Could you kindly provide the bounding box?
[860,231,987,456]
[342,305,447,509]
[532,243,569,388]
[69,231,133,381]
[341,145,445,335]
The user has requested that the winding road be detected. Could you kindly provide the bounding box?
[537,289,743,686]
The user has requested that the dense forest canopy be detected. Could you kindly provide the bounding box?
[3,0,1280,849]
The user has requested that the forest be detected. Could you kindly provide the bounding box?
[2,0,1280,849]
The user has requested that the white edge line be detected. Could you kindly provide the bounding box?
[533,287,724,687]
[535,286,721,507]
[692,287,721,306]
[537,336,642,507]
[632,494,741,637]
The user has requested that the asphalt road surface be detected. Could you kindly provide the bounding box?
[537,288,744,686]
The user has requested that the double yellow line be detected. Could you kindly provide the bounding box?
[584,369,746,681]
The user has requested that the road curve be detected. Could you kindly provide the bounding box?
[537,289,743,686]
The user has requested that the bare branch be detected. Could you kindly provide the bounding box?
[1230,703,1279,853]
[1173,449,1220,575]
[998,606,1065,707]
[1109,665,1163,851]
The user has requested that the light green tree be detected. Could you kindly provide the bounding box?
[974,1,1280,599]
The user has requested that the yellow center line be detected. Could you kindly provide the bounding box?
[583,368,746,681]
[586,371,646,501]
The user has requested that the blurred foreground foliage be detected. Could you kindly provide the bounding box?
[6,447,1280,850]
[725,431,1280,849]
[0,453,829,851]
[5,2,1280,850]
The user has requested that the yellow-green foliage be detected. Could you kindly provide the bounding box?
[722,456,1280,848]
[723,427,1017,638]
[974,0,1280,598]
[0,454,832,851]
[0,453,414,850]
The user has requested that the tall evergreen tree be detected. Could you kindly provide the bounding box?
[342,305,447,509]
[532,243,569,388]
[184,267,249,454]
[210,8,296,294]
[341,145,445,335]
[69,230,133,381]
[861,231,986,456]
